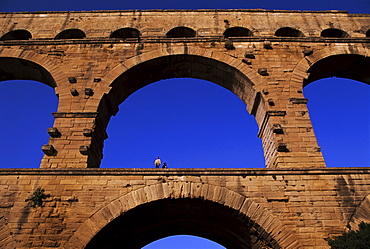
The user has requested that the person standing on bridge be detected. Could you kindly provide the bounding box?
[154,157,161,168]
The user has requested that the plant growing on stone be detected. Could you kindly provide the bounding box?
[326,222,370,249]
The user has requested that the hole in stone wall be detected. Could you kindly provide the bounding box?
[110,28,140,39]
[223,27,253,38]
[0,29,32,41]
[275,27,304,37]
[101,78,265,168]
[0,80,57,168]
[55,29,86,39]
[321,28,350,38]
[166,27,196,38]
[304,78,369,167]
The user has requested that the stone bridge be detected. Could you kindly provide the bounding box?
[0,9,369,248]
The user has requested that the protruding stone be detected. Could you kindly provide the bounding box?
[242,58,252,65]
[263,40,272,49]
[258,68,268,76]
[68,77,77,83]
[42,144,56,156]
[83,129,93,137]
[290,98,308,104]
[79,146,89,155]
[272,124,284,134]
[268,98,275,106]
[47,127,60,137]
[225,39,235,50]
[302,49,313,56]
[70,88,79,96]
[84,88,94,96]
[277,143,289,152]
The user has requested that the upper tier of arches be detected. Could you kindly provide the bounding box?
[1,26,369,41]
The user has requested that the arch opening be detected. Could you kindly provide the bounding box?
[55,29,86,39]
[0,57,56,88]
[304,78,370,167]
[97,54,263,168]
[320,28,350,38]
[85,198,279,249]
[166,27,196,38]
[275,27,304,37]
[304,54,370,86]
[143,235,226,249]
[0,29,32,41]
[0,80,58,168]
[110,28,140,39]
[223,27,253,38]
[366,29,370,37]
[101,78,265,168]
[303,54,370,167]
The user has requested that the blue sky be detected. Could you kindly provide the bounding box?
[0,0,369,248]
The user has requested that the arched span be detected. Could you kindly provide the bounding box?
[290,47,369,89]
[0,216,15,249]
[166,27,196,38]
[65,182,302,249]
[85,46,262,168]
[0,29,32,41]
[275,27,304,37]
[348,193,370,231]
[304,54,370,86]
[55,28,86,39]
[93,45,261,130]
[110,28,140,39]
[0,48,66,89]
[223,27,253,37]
[0,57,56,87]
[321,28,350,38]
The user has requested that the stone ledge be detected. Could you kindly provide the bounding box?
[0,9,352,15]
[1,37,369,46]
[0,167,369,176]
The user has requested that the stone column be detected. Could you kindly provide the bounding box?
[40,112,101,168]
[256,95,326,168]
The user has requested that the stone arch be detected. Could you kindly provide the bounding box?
[110,27,140,39]
[85,45,263,167]
[55,28,86,39]
[348,193,370,231]
[0,29,32,41]
[223,27,253,37]
[305,54,370,86]
[65,182,302,249]
[96,45,261,113]
[290,46,369,89]
[321,28,350,38]
[0,216,15,248]
[0,48,66,89]
[275,27,304,37]
[166,26,196,38]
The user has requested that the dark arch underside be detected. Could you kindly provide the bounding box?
[305,54,370,86]
[166,27,196,38]
[0,57,56,87]
[85,198,280,249]
[0,29,32,41]
[106,54,253,112]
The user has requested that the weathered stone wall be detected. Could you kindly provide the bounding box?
[0,10,369,169]
[0,10,369,248]
[0,168,369,248]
